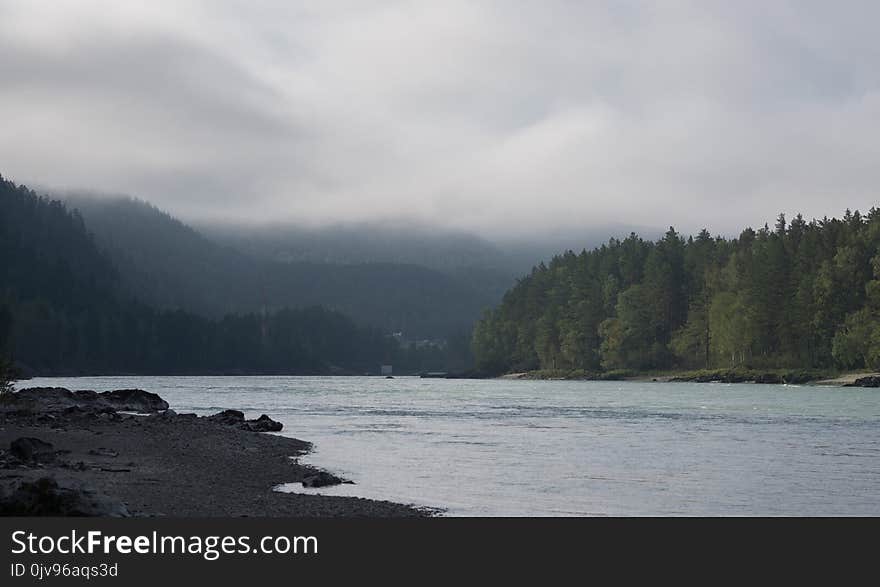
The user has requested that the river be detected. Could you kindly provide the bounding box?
[23,376,880,516]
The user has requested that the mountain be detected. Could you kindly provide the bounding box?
[200,221,518,274]
[64,195,500,339]
[198,222,657,302]
[0,176,406,375]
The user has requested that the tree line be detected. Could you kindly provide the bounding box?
[0,175,447,376]
[473,210,880,375]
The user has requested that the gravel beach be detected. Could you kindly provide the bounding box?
[0,388,429,517]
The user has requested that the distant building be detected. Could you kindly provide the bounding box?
[380,365,393,376]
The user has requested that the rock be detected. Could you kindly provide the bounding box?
[10,437,56,463]
[301,470,351,488]
[207,409,245,426]
[846,376,880,388]
[1,387,82,412]
[1,387,168,414]
[209,410,282,431]
[243,414,283,432]
[101,389,169,413]
[72,389,103,404]
[0,477,130,517]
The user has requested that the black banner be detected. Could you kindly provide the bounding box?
[0,517,875,584]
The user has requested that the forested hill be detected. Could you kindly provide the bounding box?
[0,176,410,375]
[66,195,498,340]
[472,210,880,375]
[200,221,518,277]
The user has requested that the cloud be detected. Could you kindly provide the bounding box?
[1,0,879,238]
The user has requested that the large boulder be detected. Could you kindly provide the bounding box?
[100,389,169,412]
[207,409,245,426]
[244,414,283,432]
[208,410,283,432]
[0,387,168,414]
[0,477,130,517]
[1,387,83,412]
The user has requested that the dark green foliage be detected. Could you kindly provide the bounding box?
[474,210,880,375]
[0,176,441,375]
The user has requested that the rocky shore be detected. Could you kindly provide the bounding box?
[0,387,428,517]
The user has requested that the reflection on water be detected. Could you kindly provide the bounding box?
[23,376,880,516]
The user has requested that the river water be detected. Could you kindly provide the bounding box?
[23,376,880,516]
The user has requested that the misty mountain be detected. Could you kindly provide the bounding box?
[198,220,662,303]
[199,222,515,273]
[199,222,523,305]
[64,195,500,339]
[1,176,405,375]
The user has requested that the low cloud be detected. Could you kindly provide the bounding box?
[2,0,879,239]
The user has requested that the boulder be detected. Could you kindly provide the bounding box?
[9,437,56,463]
[72,389,103,404]
[244,414,283,432]
[0,477,130,517]
[101,389,169,412]
[301,470,351,488]
[1,387,82,412]
[1,387,169,414]
[207,409,245,426]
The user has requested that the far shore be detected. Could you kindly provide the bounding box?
[498,369,880,387]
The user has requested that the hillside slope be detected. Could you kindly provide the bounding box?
[67,196,499,338]
[0,177,397,375]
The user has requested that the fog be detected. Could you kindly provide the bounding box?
[2,1,879,240]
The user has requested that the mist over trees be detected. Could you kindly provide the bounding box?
[65,196,499,341]
[473,211,880,375]
[0,176,453,375]
[200,221,519,273]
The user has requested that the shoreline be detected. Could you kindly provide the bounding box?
[0,388,431,517]
[498,369,880,387]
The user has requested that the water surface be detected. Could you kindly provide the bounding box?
[24,376,880,515]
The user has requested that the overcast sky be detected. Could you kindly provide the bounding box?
[2,1,879,239]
